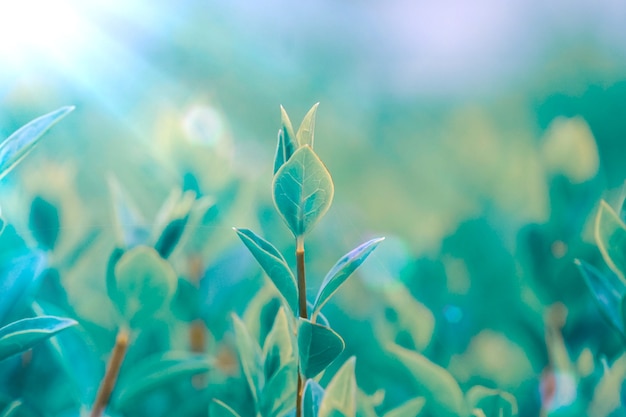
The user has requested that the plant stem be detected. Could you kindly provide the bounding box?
[90,328,129,417]
[295,235,307,417]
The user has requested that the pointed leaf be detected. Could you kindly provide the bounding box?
[296,103,319,147]
[113,246,178,326]
[319,357,357,417]
[466,386,518,417]
[576,259,625,333]
[210,400,242,417]
[312,238,384,319]
[383,398,426,417]
[298,318,345,379]
[154,216,189,258]
[389,344,468,417]
[261,361,298,417]
[303,379,325,417]
[114,351,212,409]
[274,129,287,175]
[0,316,77,362]
[0,106,73,179]
[280,105,298,155]
[232,314,263,403]
[595,201,626,283]
[273,146,334,237]
[263,307,295,381]
[235,228,298,316]
[29,196,60,251]
[0,252,46,323]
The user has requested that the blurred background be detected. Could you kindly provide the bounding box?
[1,0,626,415]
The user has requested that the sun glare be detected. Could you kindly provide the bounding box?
[0,0,85,73]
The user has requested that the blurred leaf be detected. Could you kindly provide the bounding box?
[154,216,190,259]
[303,379,325,417]
[232,314,263,403]
[113,351,212,410]
[108,175,150,248]
[389,344,468,417]
[319,357,357,417]
[0,106,73,179]
[28,196,59,251]
[312,237,384,319]
[272,146,334,237]
[296,103,319,147]
[576,259,625,333]
[465,386,518,417]
[260,361,297,417]
[595,200,626,283]
[0,217,4,236]
[113,246,177,326]
[263,307,294,381]
[171,278,201,322]
[383,398,426,417]
[235,228,298,316]
[298,318,345,379]
[106,247,125,310]
[357,389,384,417]
[0,252,45,323]
[0,315,77,362]
[210,400,242,417]
[0,400,23,417]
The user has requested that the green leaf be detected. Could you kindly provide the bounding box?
[312,238,384,320]
[383,398,426,417]
[113,246,178,326]
[210,400,242,417]
[389,344,468,417]
[576,259,625,333]
[0,106,73,179]
[274,106,298,174]
[0,316,77,362]
[595,200,626,283]
[106,247,125,310]
[0,400,23,417]
[29,196,59,251]
[466,386,518,417]
[296,103,319,147]
[272,146,334,237]
[319,357,357,417]
[263,307,295,381]
[303,379,325,417]
[171,278,201,322]
[298,318,345,379]
[113,351,211,410]
[234,228,298,316]
[154,216,189,258]
[232,314,263,403]
[261,361,298,417]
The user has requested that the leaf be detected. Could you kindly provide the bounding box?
[296,103,319,147]
[234,228,298,316]
[0,316,77,362]
[298,318,345,379]
[389,344,468,417]
[106,247,125,309]
[154,216,189,258]
[319,357,357,417]
[273,106,298,174]
[0,401,23,417]
[210,400,242,417]
[260,361,298,417]
[303,379,325,417]
[0,106,74,179]
[113,351,212,410]
[108,175,150,248]
[595,201,626,283]
[263,307,295,381]
[113,246,178,326]
[312,238,384,320]
[0,252,46,323]
[576,259,625,333]
[29,196,60,251]
[171,278,201,322]
[272,145,334,237]
[232,314,263,403]
[466,386,518,417]
[383,398,426,417]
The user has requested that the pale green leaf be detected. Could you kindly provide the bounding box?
[235,228,298,316]
[0,316,77,362]
[383,398,426,417]
[298,318,345,379]
[260,361,298,417]
[296,103,319,147]
[0,106,73,179]
[595,200,626,283]
[304,379,325,417]
[210,400,242,417]
[273,145,334,237]
[466,386,518,417]
[312,238,384,320]
[319,357,357,417]
[232,314,263,403]
[263,307,295,380]
[389,344,468,417]
[0,400,23,417]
